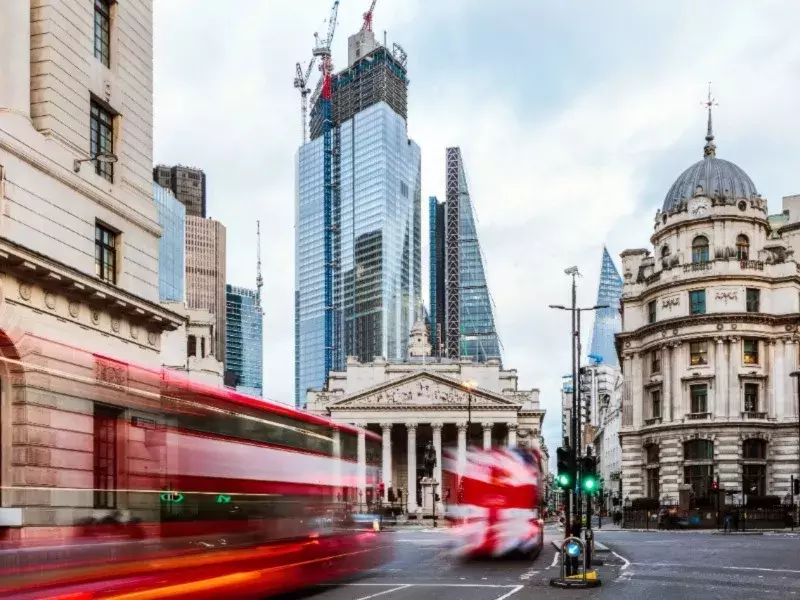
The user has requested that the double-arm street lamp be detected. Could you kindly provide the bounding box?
[549,266,608,521]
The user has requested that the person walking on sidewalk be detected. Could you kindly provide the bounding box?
[723,510,732,533]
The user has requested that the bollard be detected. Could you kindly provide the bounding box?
[549,536,601,589]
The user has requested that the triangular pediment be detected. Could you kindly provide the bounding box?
[327,371,521,410]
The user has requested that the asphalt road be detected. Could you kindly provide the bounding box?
[592,529,800,600]
[276,524,619,600]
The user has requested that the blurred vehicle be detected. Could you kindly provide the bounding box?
[0,341,390,599]
[443,446,544,558]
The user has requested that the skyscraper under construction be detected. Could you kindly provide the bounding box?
[295,23,421,405]
[429,148,502,362]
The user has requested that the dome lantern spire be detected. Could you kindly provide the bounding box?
[702,81,718,158]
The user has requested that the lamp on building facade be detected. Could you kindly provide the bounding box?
[74,151,118,173]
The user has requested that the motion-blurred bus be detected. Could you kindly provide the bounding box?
[443,446,544,558]
[0,339,389,599]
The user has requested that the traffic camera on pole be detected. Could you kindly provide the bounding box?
[556,447,574,490]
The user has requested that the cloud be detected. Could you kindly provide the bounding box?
[153,0,800,461]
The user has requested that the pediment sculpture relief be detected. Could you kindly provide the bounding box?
[335,378,510,408]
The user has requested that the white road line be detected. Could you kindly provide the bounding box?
[493,585,524,600]
[519,568,539,580]
[629,561,800,574]
[611,550,630,571]
[550,550,560,568]
[343,583,518,588]
[353,584,411,600]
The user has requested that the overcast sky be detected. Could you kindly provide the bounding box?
[152,0,800,455]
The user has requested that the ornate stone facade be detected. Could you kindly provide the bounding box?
[307,345,547,515]
[618,113,800,506]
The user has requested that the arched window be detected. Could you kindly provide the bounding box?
[661,245,670,259]
[736,234,750,260]
[692,236,709,263]
[743,439,766,459]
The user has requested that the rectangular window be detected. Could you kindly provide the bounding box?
[94,0,111,67]
[95,223,117,284]
[651,350,661,374]
[684,464,713,500]
[690,384,708,414]
[90,100,114,182]
[744,383,759,412]
[742,464,766,497]
[689,290,706,315]
[648,300,656,324]
[647,468,660,500]
[651,389,661,419]
[94,404,120,509]
[689,341,708,366]
[743,339,759,365]
[187,335,196,357]
[746,288,760,313]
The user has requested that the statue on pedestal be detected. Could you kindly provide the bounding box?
[423,440,436,480]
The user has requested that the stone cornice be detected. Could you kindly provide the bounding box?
[650,213,769,246]
[628,269,800,299]
[0,131,161,237]
[0,239,184,332]
[618,312,800,345]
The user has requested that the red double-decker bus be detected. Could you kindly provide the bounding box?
[0,340,389,599]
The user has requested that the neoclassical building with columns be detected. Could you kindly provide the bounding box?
[618,110,800,507]
[306,322,547,514]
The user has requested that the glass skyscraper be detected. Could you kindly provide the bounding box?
[429,148,501,362]
[588,246,623,367]
[226,284,263,397]
[296,41,422,405]
[153,182,185,302]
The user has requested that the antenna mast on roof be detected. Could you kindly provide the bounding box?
[256,220,264,309]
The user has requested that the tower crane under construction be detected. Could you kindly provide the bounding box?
[293,57,316,143]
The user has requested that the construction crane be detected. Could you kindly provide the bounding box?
[362,0,378,32]
[312,0,339,377]
[293,57,316,143]
[256,220,264,313]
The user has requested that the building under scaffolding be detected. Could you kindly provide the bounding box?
[429,148,502,363]
[309,44,408,141]
[295,31,420,406]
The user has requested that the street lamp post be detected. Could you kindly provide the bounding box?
[549,267,608,522]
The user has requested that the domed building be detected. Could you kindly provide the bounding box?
[617,110,800,511]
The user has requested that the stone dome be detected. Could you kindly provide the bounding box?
[662,103,759,212]
[662,156,759,212]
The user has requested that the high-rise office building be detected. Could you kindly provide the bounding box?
[153,164,207,218]
[295,31,421,405]
[588,246,623,367]
[185,216,226,364]
[153,182,185,302]
[429,148,501,362]
[226,285,263,397]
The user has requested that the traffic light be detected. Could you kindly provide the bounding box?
[712,479,719,491]
[580,455,599,494]
[793,478,800,495]
[556,447,574,489]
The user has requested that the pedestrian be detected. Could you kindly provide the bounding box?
[723,511,731,533]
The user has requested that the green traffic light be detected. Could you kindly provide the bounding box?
[556,473,572,488]
[581,477,598,493]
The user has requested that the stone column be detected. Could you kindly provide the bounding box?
[768,339,777,418]
[662,344,671,422]
[622,354,633,427]
[357,426,366,506]
[728,337,740,418]
[0,1,31,119]
[507,422,518,448]
[776,338,787,418]
[381,422,393,501]
[788,341,799,419]
[432,421,443,489]
[672,343,683,420]
[406,422,418,513]
[457,421,468,475]
[632,353,643,428]
[715,338,726,419]
[332,428,342,502]
[482,422,493,449]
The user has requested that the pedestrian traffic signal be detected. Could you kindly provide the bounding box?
[580,455,599,494]
[794,478,800,495]
[712,479,719,491]
[556,447,574,489]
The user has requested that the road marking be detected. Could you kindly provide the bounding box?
[519,568,539,580]
[629,561,800,574]
[493,585,524,600]
[611,551,630,571]
[354,585,411,600]
[550,550,560,568]
[343,583,520,588]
